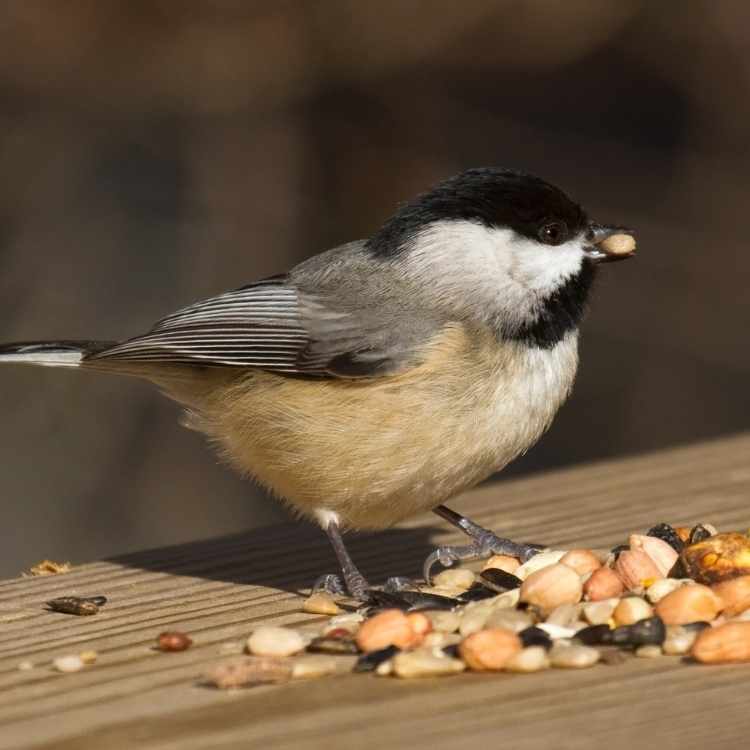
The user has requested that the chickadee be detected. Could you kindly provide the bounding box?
[0,168,635,598]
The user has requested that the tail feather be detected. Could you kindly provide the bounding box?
[0,340,116,368]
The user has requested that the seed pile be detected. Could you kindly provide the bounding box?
[32,522,750,686]
[203,522,750,686]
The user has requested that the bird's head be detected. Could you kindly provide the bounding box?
[367,167,635,347]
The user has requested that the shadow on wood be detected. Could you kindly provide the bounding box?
[103,521,449,595]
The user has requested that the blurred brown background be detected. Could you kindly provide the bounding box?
[0,1,747,578]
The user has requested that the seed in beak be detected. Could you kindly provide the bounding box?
[598,233,636,256]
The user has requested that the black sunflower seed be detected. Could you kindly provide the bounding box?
[45,596,107,616]
[479,568,522,593]
[354,645,399,672]
[646,523,685,553]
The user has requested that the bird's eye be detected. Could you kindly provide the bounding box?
[538,221,568,246]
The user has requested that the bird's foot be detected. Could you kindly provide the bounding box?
[312,573,417,599]
[311,571,370,600]
[423,531,545,584]
[383,576,418,593]
[312,573,347,596]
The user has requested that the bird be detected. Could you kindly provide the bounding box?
[0,167,635,599]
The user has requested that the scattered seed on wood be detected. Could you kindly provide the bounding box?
[375,659,394,676]
[681,621,712,633]
[26,560,72,577]
[53,655,84,673]
[549,643,600,669]
[158,631,193,652]
[204,657,292,688]
[366,589,458,612]
[559,549,602,577]
[354,645,400,673]
[583,598,619,625]
[655,584,722,624]
[196,519,750,687]
[401,591,461,611]
[646,578,692,604]
[356,609,418,652]
[302,592,342,616]
[433,568,476,591]
[486,608,533,633]
[423,631,461,649]
[514,550,567,580]
[331,612,365,625]
[688,524,714,544]
[628,535,679,577]
[459,628,522,671]
[624,617,667,646]
[479,568,522,593]
[574,624,612,646]
[610,544,629,560]
[519,564,583,612]
[536,622,577,640]
[459,584,500,602]
[615,550,663,591]
[247,626,305,657]
[545,602,583,627]
[663,625,699,656]
[598,647,627,666]
[307,636,359,655]
[646,523,685,553]
[675,527,691,543]
[519,626,553,650]
[441,642,461,659]
[324,627,354,640]
[482,554,520,575]
[324,612,364,633]
[291,654,340,679]
[613,597,653,626]
[691,621,750,664]
[679,532,750,584]
[459,604,493,637]
[504,645,550,673]
[583,567,625,601]
[424,610,460,633]
[604,617,666,647]
[391,649,466,678]
[405,612,432,639]
[46,596,106,616]
[712,575,750,616]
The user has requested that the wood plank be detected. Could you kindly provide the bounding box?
[2,432,750,750]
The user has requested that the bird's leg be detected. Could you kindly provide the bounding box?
[423,504,545,584]
[313,520,371,600]
[311,521,418,598]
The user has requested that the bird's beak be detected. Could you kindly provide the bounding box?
[583,224,636,264]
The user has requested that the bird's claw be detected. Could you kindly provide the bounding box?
[312,573,347,596]
[517,541,546,562]
[313,573,417,599]
[383,576,417,593]
[422,534,545,584]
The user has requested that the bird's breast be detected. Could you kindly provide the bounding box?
[176,325,579,529]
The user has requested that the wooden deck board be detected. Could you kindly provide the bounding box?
[2,432,750,749]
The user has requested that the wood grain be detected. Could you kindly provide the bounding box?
[2,432,750,749]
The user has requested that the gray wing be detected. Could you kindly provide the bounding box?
[88,248,440,378]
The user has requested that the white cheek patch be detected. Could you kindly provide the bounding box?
[506,235,586,296]
[404,220,586,330]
